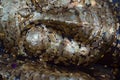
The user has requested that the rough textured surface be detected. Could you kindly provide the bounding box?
[0,58,95,80]
[0,55,116,80]
[0,0,118,66]
[0,0,120,80]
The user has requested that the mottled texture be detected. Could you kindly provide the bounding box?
[0,59,95,80]
[22,0,118,66]
[0,0,118,66]
[0,0,120,80]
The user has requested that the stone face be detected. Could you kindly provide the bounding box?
[0,0,118,66]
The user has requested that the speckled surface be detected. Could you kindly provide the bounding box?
[0,0,118,66]
[0,0,120,80]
